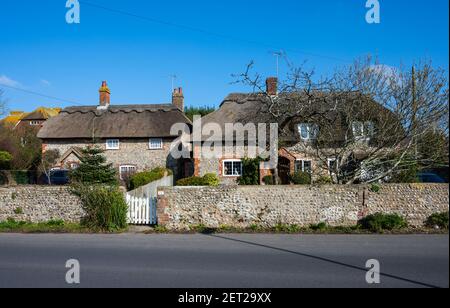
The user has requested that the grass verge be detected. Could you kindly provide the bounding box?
[0,218,128,234]
[144,223,449,235]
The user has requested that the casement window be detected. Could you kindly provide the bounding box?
[106,139,120,150]
[30,120,41,126]
[149,138,163,150]
[327,158,338,174]
[119,165,136,180]
[294,160,312,174]
[298,123,319,140]
[223,160,243,177]
[70,162,80,170]
[352,121,375,140]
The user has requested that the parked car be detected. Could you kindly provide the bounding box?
[45,169,70,185]
[418,172,447,183]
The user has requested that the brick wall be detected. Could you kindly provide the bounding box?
[157,184,449,230]
[0,186,84,223]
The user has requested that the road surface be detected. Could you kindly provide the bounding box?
[0,234,448,288]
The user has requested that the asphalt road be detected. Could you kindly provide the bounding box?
[0,234,448,288]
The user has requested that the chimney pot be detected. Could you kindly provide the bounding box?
[266,77,278,96]
[172,87,184,112]
[99,81,111,108]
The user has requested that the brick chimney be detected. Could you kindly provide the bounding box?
[266,77,278,96]
[172,87,184,112]
[99,81,111,107]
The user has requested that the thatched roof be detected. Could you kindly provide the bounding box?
[38,104,191,139]
[21,107,61,121]
[201,91,399,144]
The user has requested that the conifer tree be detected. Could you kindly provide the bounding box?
[70,146,117,185]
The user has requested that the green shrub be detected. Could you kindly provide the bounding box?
[250,224,261,232]
[128,167,171,190]
[369,183,381,193]
[12,171,30,185]
[46,219,65,227]
[274,223,301,233]
[202,173,220,186]
[263,175,274,185]
[315,176,333,185]
[176,173,219,186]
[358,213,408,232]
[238,158,262,185]
[0,151,12,170]
[0,218,27,229]
[290,171,311,185]
[425,212,449,229]
[72,185,128,231]
[14,207,23,215]
[310,222,328,231]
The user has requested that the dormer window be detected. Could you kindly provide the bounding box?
[298,123,319,140]
[352,121,375,141]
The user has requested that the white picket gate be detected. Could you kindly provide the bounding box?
[126,195,157,225]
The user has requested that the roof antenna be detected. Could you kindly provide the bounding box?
[169,74,177,91]
[271,51,283,79]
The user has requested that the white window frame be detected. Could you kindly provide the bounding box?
[352,121,374,141]
[298,123,319,141]
[327,158,338,174]
[149,138,163,150]
[30,120,41,126]
[295,160,312,173]
[119,165,136,180]
[70,162,80,170]
[222,159,243,177]
[106,139,120,150]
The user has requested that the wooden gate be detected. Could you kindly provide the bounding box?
[126,195,157,225]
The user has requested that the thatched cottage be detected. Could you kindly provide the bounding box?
[196,77,400,184]
[38,81,192,181]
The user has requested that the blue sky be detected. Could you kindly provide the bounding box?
[0,0,448,112]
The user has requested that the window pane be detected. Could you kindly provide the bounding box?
[224,162,233,176]
[150,138,162,149]
[310,125,319,139]
[294,161,302,173]
[223,161,242,176]
[303,161,312,173]
[352,122,364,137]
[120,166,136,180]
[365,121,375,136]
[107,139,119,149]
[300,124,308,139]
[233,162,242,176]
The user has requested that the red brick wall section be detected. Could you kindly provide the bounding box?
[156,192,170,226]
[279,148,296,174]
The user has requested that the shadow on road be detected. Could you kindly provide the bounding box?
[207,234,442,288]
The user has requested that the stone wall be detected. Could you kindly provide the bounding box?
[157,184,449,230]
[0,186,84,223]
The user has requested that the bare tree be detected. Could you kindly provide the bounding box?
[235,56,449,184]
[0,89,7,119]
[39,149,60,185]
